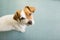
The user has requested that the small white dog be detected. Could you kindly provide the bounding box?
[0,6,35,32]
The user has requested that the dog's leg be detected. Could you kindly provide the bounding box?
[17,25,27,32]
[19,25,26,32]
[14,25,26,32]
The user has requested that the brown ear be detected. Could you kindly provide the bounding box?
[13,10,21,20]
[25,6,36,13]
[29,6,36,13]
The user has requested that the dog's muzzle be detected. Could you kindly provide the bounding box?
[20,17,33,25]
[20,17,32,25]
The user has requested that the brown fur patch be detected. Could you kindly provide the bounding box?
[13,10,21,21]
[24,6,35,19]
[13,6,35,21]
[25,6,35,13]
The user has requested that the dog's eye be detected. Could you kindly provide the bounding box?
[29,13,31,16]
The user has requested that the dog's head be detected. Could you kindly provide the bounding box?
[13,6,36,26]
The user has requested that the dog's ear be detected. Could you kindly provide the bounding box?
[25,6,36,13]
[29,6,36,13]
[13,10,21,20]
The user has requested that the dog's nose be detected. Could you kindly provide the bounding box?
[28,21,32,24]
[20,17,25,20]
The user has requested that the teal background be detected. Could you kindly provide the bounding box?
[0,0,60,40]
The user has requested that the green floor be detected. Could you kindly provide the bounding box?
[0,0,60,40]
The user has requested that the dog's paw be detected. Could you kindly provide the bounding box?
[20,29,25,32]
[17,29,25,32]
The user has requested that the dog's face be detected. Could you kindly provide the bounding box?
[13,6,35,26]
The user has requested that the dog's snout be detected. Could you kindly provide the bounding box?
[20,17,25,20]
[28,21,32,24]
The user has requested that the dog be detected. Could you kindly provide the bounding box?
[0,6,36,32]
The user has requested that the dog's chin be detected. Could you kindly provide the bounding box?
[26,23,33,26]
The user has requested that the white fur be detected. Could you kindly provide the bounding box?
[20,10,26,19]
[0,10,34,32]
[0,15,26,32]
